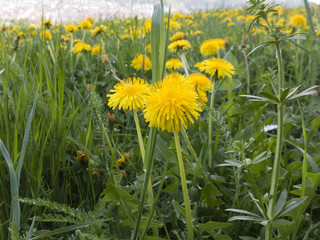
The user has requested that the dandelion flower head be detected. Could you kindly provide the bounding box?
[107,77,150,111]
[290,14,307,28]
[200,38,225,56]
[200,58,235,79]
[144,74,202,133]
[165,58,183,71]
[72,42,91,54]
[168,40,191,53]
[186,73,213,91]
[131,54,152,71]
[65,24,77,33]
[170,32,187,42]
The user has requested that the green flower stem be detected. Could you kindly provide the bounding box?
[133,110,157,236]
[133,111,146,169]
[265,42,284,240]
[208,81,216,168]
[180,53,190,76]
[173,129,194,240]
[181,126,208,184]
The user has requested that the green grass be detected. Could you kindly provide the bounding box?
[0,1,320,239]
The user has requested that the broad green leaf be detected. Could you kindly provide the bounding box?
[219,79,242,91]
[274,219,294,239]
[199,221,232,235]
[100,183,134,202]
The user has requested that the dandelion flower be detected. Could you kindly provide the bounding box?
[186,73,212,91]
[168,40,191,53]
[290,14,306,28]
[170,32,187,42]
[169,20,182,31]
[79,20,92,30]
[144,19,152,33]
[145,43,151,53]
[72,42,91,54]
[91,25,107,35]
[200,38,225,56]
[197,90,208,105]
[131,54,152,71]
[200,58,235,79]
[144,74,202,133]
[40,30,52,41]
[166,58,183,71]
[43,19,52,28]
[91,45,101,55]
[107,77,150,111]
[65,24,77,33]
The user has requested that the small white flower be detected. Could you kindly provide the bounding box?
[262,124,277,133]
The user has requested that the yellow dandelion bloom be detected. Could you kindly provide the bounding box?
[199,58,235,79]
[40,30,52,41]
[65,24,77,33]
[186,73,212,91]
[107,77,150,111]
[190,30,203,36]
[245,15,255,23]
[290,14,306,28]
[197,90,208,105]
[144,74,202,133]
[145,43,151,53]
[87,17,94,23]
[144,19,152,32]
[79,20,92,30]
[165,58,183,71]
[194,62,204,71]
[236,15,245,21]
[170,32,187,42]
[168,40,191,53]
[43,19,52,28]
[131,54,152,71]
[91,45,101,55]
[172,13,184,20]
[91,25,107,35]
[169,20,182,31]
[200,38,225,56]
[72,42,91,54]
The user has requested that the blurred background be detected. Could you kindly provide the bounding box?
[0,0,319,22]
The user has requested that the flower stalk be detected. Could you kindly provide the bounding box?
[173,129,194,240]
[208,81,216,168]
[265,42,284,240]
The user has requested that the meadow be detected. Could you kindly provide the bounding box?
[0,0,320,239]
